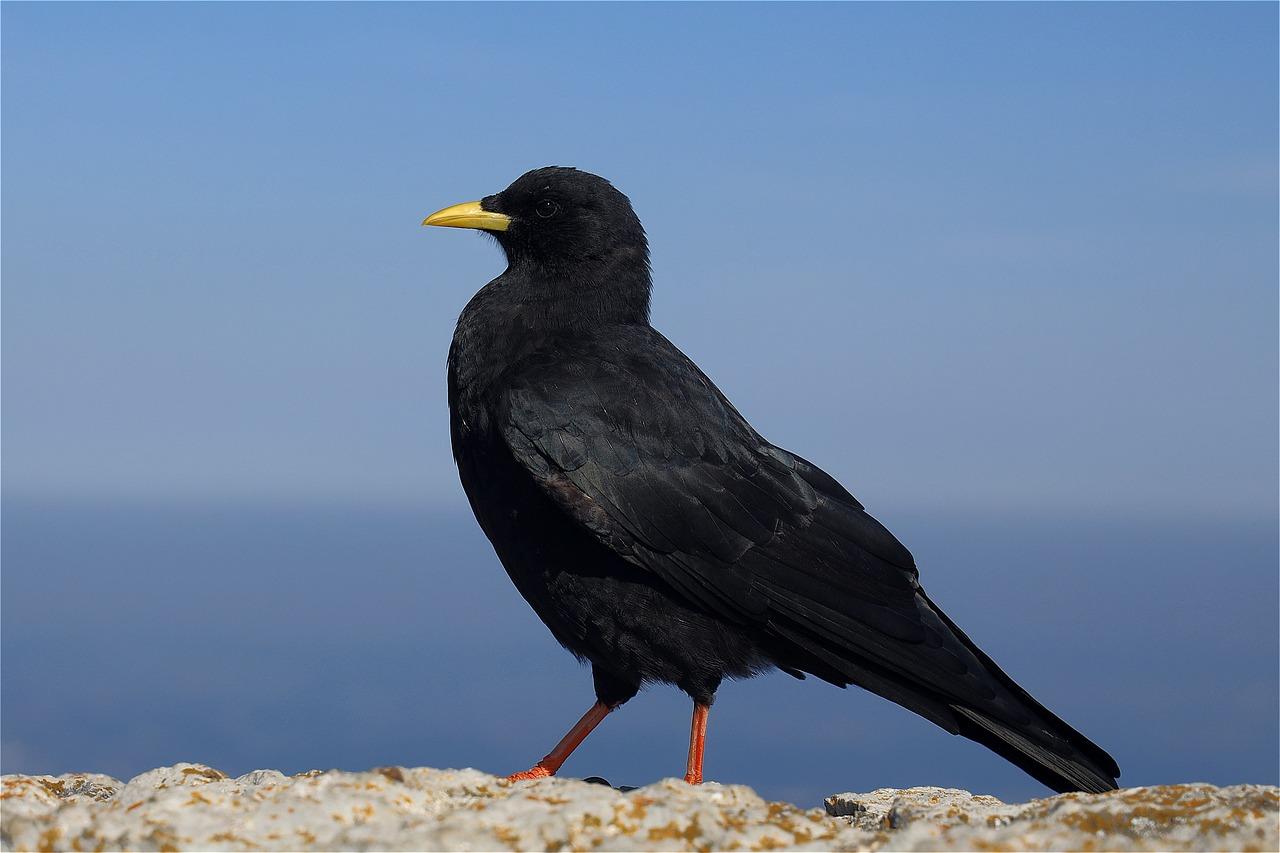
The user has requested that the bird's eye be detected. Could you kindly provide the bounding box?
[535,199,559,219]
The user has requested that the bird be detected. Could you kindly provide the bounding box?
[422,166,1121,794]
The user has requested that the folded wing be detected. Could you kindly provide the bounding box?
[496,326,1119,793]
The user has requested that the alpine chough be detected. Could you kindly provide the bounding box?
[422,167,1120,793]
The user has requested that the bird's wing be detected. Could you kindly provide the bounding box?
[496,329,978,690]
[496,327,1120,793]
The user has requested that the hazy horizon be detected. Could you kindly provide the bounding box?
[3,498,1276,806]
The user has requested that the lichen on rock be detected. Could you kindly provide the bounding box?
[824,783,1280,852]
[1,763,1275,852]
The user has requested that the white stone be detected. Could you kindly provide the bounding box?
[2,763,1274,852]
[826,782,1279,851]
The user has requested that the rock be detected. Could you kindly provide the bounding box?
[1,763,1274,852]
[825,785,1020,833]
[826,784,1279,851]
[1,763,869,851]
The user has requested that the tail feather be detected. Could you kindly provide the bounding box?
[768,587,1121,794]
[922,592,1121,793]
[952,706,1118,793]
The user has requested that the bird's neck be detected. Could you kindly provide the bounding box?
[465,247,651,339]
[448,259,651,404]
[505,245,652,329]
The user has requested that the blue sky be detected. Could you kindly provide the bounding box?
[3,3,1277,802]
[4,1,1275,518]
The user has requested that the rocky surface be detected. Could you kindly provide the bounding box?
[0,763,1274,852]
[826,784,1278,851]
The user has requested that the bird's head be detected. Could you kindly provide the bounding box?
[423,168,651,319]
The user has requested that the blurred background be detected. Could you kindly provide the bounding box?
[3,3,1276,807]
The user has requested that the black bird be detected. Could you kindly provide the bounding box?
[423,167,1120,793]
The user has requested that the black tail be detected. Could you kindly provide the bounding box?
[772,599,1121,794]
[926,593,1121,794]
[952,705,1118,793]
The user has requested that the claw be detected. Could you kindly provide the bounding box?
[507,764,553,782]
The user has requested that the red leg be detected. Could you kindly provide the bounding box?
[684,702,710,784]
[507,701,612,781]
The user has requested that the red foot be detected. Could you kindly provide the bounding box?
[683,771,703,785]
[505,702,613,783]
[507,764,553,782]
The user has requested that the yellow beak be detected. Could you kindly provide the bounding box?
[421,200,511,232]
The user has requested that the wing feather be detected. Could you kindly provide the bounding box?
[492,328,1118,793]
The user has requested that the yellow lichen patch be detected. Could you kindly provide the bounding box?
[180,765,227,782]
[2,778,53,803]
[36,826,63,853]
[626,794,654,820]
[186,790,212,805]
[647,817,704,843]
[774,801,838,844]
[1058,796,1221,836]
[753,834,790,851]
[207,830,253,846]
[36,778,68,798]
[147,826,183,851]
[374,766,406,783]
[492,824,522,848]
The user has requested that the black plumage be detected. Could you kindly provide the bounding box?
[426,166,1120,793]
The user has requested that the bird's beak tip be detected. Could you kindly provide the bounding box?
[422,200,511,232]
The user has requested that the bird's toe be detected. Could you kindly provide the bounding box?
[507,764,554,782]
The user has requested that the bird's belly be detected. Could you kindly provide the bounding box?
[455,434,773,692]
